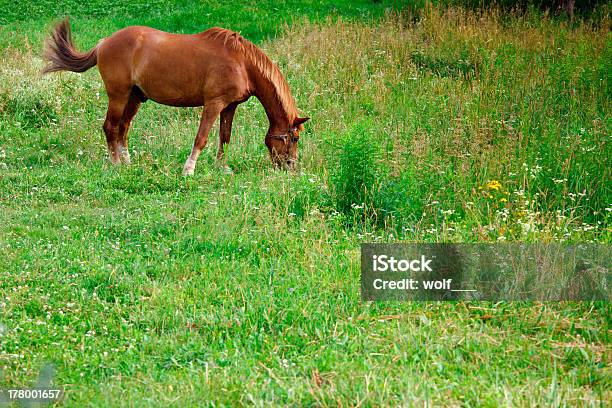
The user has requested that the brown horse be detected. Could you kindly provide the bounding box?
[42,18,309,174]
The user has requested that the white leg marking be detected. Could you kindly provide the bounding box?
[119,145,131,165]
[182,157,197,176]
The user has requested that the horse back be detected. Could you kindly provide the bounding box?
[97,26,250,107]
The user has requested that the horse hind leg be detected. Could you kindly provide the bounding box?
[103,94,131,165]
[117,91,142,164]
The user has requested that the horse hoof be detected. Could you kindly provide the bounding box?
[222,165,233,175]
[120,152,131,165]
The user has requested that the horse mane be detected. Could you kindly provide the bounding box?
[201,27,298,122]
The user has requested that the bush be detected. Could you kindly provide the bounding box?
[327,120,442,230]
[328,119,387,224]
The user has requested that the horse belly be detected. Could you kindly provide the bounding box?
[135,66,204,107]
[133,45,206,107]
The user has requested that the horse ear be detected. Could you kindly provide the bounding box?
[293,117,310,128]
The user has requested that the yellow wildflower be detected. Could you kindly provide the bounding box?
[486,180,502,191]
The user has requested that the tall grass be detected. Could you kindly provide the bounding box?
[274,8,610,241]
[327,119,386,222]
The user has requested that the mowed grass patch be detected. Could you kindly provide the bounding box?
[0,3,610,407]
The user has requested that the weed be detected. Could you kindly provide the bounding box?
[327,119,387,223]
[1,91,58,129]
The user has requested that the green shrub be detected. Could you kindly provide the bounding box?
[327,119,387,223]
[327,121,458,230]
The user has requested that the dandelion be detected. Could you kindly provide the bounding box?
[486,180,502,191]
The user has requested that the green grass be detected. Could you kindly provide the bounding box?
[0,1,610,406]
[0,0,400,50]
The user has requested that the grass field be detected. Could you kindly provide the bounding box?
[0,0,610,406]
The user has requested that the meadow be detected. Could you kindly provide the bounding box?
[0,0,610,406]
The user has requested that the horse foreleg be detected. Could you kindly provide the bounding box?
[183,100,225,176]
[118,93,142,164]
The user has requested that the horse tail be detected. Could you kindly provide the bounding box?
[42,18,98,74]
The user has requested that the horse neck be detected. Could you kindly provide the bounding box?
[249,67,293,133]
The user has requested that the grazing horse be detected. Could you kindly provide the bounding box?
[42,18,309,174]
